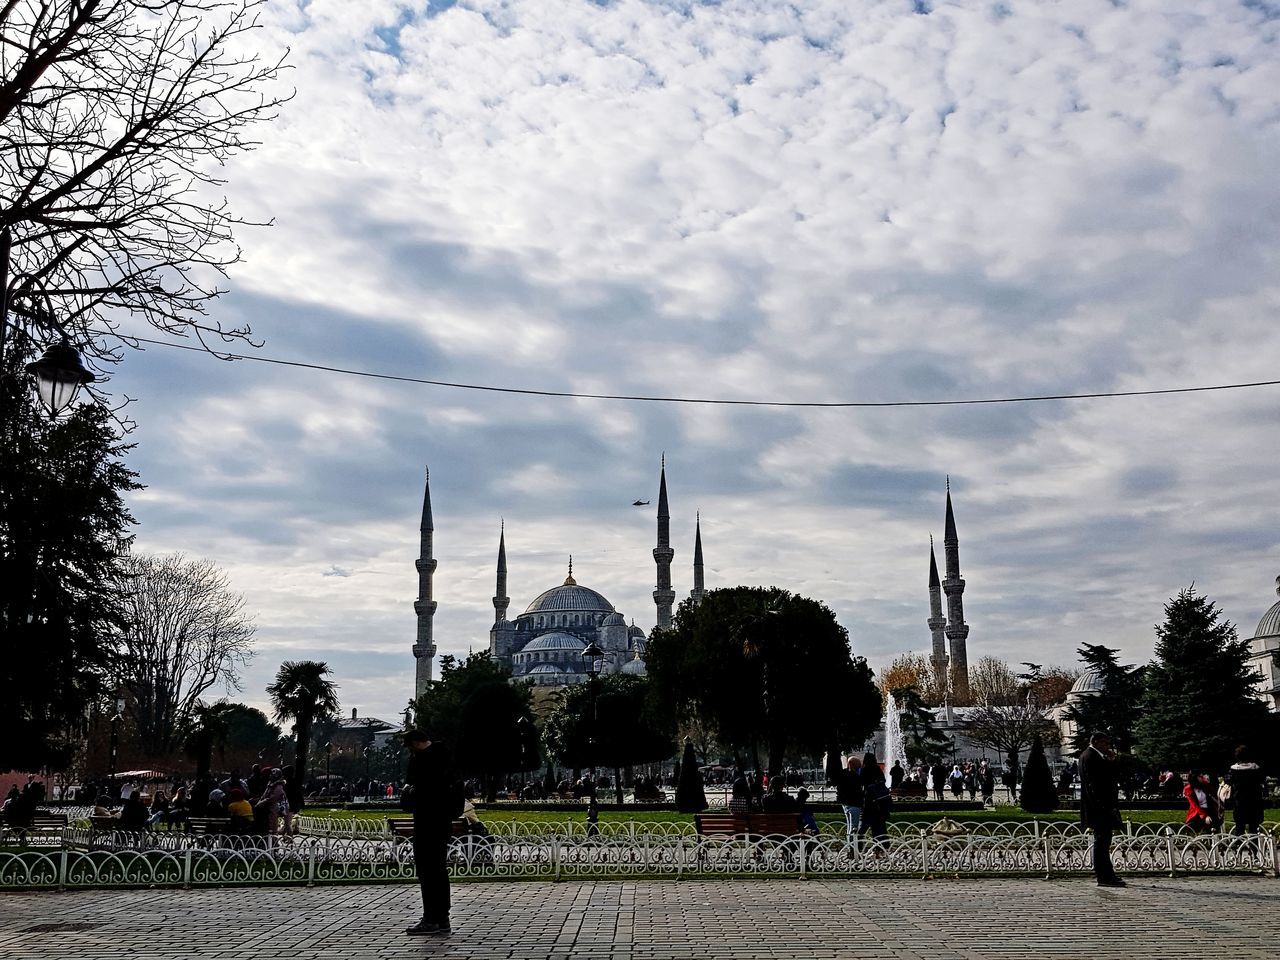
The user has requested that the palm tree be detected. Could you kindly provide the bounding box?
[267,661,340,793]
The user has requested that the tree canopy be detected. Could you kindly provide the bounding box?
[889,685,954,763]
[1061,643,1144,754]
[0,338,138,771]
[267,660,340,787]
[541,673,674,778]
[411,653,538,799]
[647,586,880,774]
[1134,587,1270,771]
[1,0,289,376]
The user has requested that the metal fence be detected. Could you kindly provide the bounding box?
[0,821,1275,889]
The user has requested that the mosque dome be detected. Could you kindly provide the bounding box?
[1254,580,1280,640]
[526,662,566,675]
[523,581,614,616]
[621,652,646,675]
[602,611,626,626]
[1069,668,1104,698]
[628,623,646,639]
[518,631,587,654]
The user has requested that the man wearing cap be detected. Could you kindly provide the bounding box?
[1079,730,1125,887]
[403,729,463,935]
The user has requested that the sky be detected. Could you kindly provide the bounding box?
[97,0,1280,725]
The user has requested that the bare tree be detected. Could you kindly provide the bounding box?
[965,703,1057,763]
[0,1,289,373]
[117,551,254,756]
[968,655,1021,706]
[879,652,943,706]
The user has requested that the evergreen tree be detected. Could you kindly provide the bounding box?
[1018,733,1057,813]
[0,338,139,771]
[1134,587,1270,771]
[675,739,707,812]
[891,685,953,763]
[1062,643,1144,754]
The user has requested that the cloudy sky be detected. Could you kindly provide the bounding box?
[99,0,1280,724]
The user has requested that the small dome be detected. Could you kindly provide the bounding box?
[526,662,565,675]
[602,612,626,626]
[519,631,586,653]
[622,653,646,675]
[1254,598,1280,640]
[628,623,646,638]
[1069,667,1104,697]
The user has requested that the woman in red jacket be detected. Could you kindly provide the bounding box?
[1183,770,1223,832]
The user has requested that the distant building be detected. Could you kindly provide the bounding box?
[412,458,707,695]
[1247,575,1280,711]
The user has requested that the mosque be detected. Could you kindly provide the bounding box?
[1247,575,1280,711]
[411,459,704,696]
[410,461,977,702]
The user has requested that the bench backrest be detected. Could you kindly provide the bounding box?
[387,817,470,838]
[695,812,804,836]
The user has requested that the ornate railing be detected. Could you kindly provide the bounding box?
[0,822,1274,889]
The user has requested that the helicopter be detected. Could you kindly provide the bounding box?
[632,499,651,506]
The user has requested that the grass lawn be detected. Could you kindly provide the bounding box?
[303,805,1280,828]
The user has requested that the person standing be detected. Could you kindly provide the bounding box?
[1079,731,1125,887]
[404,729,463,936]
[830,755,863,843]
[889,761,904,791]
[1227,745,1265,836]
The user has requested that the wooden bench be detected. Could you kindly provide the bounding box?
[1,811,68,845]
[186,817,233,836]
[694,813,808,869]
[387,817,470,839]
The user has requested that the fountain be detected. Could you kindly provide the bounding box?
[883,690,907,775]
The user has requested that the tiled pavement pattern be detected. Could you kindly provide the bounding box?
[0,877,1277,959]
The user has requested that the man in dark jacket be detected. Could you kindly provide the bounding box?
[403,729,463,935]
[1079,730,1124,887]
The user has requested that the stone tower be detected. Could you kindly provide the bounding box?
[942,479,971,703]
[927,535,948,689]
[652,456,675,629]
[412,467,438,695]
[690,512,705,607]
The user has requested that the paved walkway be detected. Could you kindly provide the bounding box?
[1,877,1277,958]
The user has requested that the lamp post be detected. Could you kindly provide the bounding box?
[108,695,125,799]
[324,741,332,799]
[581,640,605,782]
[0,229,95,418]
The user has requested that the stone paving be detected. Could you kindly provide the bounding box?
[0,877,1276,959]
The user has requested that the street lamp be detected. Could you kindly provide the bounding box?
[581,640,605,781]
[108,695,125,798]
[26,338,95,417]
[324,741,333,799]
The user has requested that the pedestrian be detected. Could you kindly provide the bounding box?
[260,769,287,835]
[930,761,946,801]
[889,761,904,791]
[1227,745,1265,836]
[830,755,863,843]
[859,757,891,847]
[282,764,303,834]
[1182,770,1222,832]
[1079,730,1125,887]
[980,766,995,806]
[403,729,463,936]
[728,767,751,814]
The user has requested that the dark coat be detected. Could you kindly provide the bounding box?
[406,742,464,832]
[1078,746,1121,830]
[1227,762,1265,816]
[832,766,864,806]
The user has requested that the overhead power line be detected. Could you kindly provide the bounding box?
[106,330,1280,409]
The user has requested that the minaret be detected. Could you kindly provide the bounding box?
[493,520,509,624]
[690,512,705,606]
[927,535,948,691]
[412,467,438,696]
[942,478,971,703]
[652,455,675,629]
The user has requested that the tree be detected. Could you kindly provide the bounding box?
[542,674,674,802]
[1019,733,1057,813]
[0,337,138,771]
[209,701,281,773]
[1023,666,1078,707]
[879,652,942,706]
[411,652,538,800]
[1,0,289,375]
[1062,644,1144,754]
[646,586,880,775]
[889,685,954,763]
[116,552,255,756]
[1134,588,1271,771]
[674,739,707,813]
[965,703,1056,762]
[969,656,1021,706]
[267,660,340,795]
